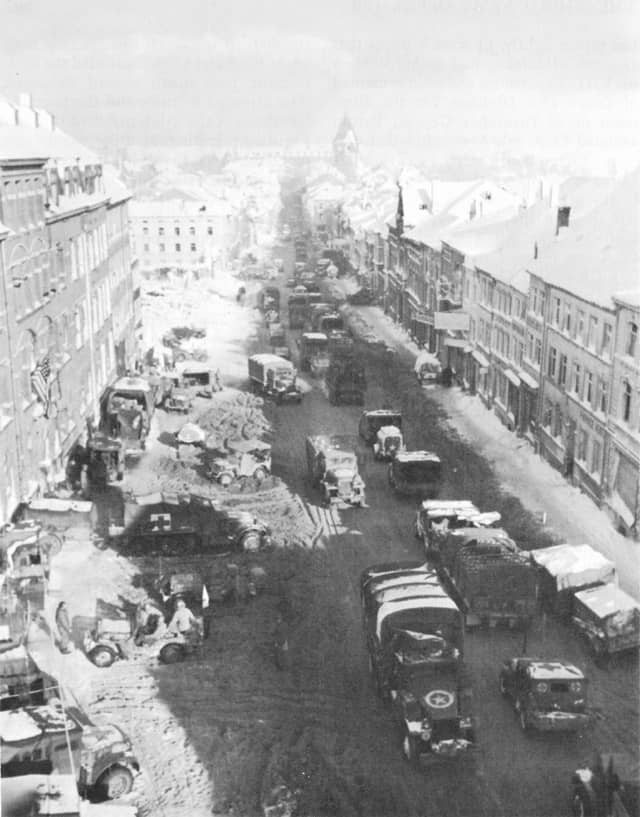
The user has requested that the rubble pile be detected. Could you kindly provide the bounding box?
[196,391,271,446]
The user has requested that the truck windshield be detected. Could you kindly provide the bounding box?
[111,391,146,408]
[398,461,441,483]
[327,453,356,469]
[321,317,344,332]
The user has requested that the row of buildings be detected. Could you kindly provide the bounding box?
[0,94,139,527]
[306,151,640,539]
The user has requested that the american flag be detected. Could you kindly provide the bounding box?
[31,357,51,415]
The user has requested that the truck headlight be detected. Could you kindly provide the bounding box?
[420,721,432,740]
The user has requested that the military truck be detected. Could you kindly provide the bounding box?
[441,532,538,628]
[571,752,640,817]
[327,330,355,359]
[298,333,329,374]
[325,356,366,405]
[288,292,323,329]
[315,312,344,335]
[0,701,140,799]
[103,376,155,454]
[361,565,472,763]
[359,409,403,445]
[414,500,501,558]
[248,354,303,403]
[388,451,442,498]
[572,584,640,662]
[305,435,365,507]
[531,543,617,620]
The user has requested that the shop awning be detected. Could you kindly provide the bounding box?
[518,370,539,390]
[472,350,489,367]
[505,369,520,387]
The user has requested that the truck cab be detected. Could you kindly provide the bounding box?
[0,702,140,800]
[572,584,640,662]
[390,629,475,764]
[373,425,404,461]
[306,436,365,507]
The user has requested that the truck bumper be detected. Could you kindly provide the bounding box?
[529,711,590,731]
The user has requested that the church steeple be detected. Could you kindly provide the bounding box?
[333,115,359,180]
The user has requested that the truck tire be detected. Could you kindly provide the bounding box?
[254,466,267,483]
[88,645,117,668]
[240,530,261,552]
[159,642,187,664]
[218,472,233,488]
[402,733,420,765]
[97,765,134,800]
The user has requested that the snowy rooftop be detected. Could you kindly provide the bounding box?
[130,198,235,217]
[529,169,639,308]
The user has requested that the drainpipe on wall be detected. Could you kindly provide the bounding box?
[0,239,25,509]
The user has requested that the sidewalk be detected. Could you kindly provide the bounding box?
[344,299,640,600]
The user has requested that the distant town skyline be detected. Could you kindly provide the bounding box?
[1,0,638,168]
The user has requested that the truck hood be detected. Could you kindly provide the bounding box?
[326,468,356,483]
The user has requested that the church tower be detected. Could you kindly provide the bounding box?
[333,116,359,180]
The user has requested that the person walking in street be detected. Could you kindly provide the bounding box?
[133,599,166,646]
[167,598,201,644]
[55,601,73,654]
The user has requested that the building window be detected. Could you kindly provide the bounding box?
[190,243,197,252]
[159,227,165,236]
[598,378,608,413]
[587,315,598,349]
[143,243,149,253]
[577,310,585,342]
[553,297,561,325]
[622,380,632,422]
[142,226,149,236]
[563,302,571,333]
[591,439,602,476]
[189,226,195,236]
[601,322,612,356]
[584,370,593,404]
[542,399,553,428]
[175,226,180,236]
[175,243,181,252]
[577,429,588,462]
[527,332,534,360]
[535,338,542,365]
[572,362,581,394]
[207,226,213,236]
[626,322,638,357]
[548,346,557,378]
[159,243,165,252]
[558,354,567,387]
[553,405,563,438]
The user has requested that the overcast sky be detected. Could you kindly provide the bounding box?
[1,0,638,161]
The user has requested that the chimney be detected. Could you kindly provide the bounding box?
[556,206,571,235]
[35,108,55,131]
[17,92,37,127]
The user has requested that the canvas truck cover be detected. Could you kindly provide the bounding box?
[376,596,460,641]
[574,583,640,633]
[531,544,617,591]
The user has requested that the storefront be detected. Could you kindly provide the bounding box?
[471,349,490,401]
